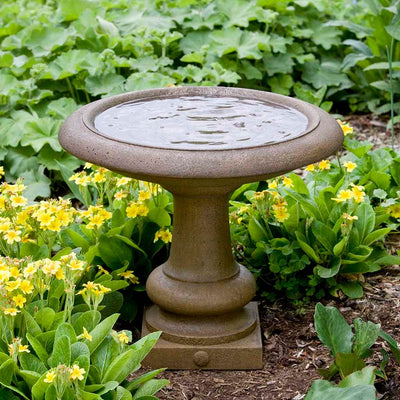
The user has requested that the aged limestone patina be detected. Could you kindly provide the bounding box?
[59,86,343,369]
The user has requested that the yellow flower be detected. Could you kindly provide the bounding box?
[10,195,28,207]
[337,120,353,136]
[137,204,149,217]
[305,164,315,172]
[55,268,65,280]
[116,177,131,187]
[44,370,56,383]
[116,331,130,344]
[343,161,357,173]
[82,327,92,342]
[75,175,91,186]
[126,203,139,218]
[390,204,400,218]
[92,171,106,183]
[47,219,61,232]
[282,176,293,188]
[274,206,290,222]
[6,279,20,291]
[0,196,5,210]
[318,160,331,170]
[350,184,365,203]
[253,192,265,201]
[13,294,26,308]
[4,230,21,244]
[18,344,30,353]
[69,365,85,381]
[69,259,85,271]
[114,190,127,200]
[0,219,11,232]
[333,189,354,203]
[0,166,4,178]
[119,270,139,284]
[20,280,34,294]
[154,228,172,243]
[138,190,151,201]
[4,307,20,316]
[97,265,109,275]
[42,260,61,276]
[268,180,278,189]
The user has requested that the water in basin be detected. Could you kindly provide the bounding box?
[94,96,309,150]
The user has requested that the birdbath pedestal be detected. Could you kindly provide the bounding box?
[59,87,343,370]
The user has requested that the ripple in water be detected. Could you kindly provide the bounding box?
[94,96,309,150]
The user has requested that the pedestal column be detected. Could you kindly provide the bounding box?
[143,187,262,369]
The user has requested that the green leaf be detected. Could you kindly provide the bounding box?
[98,235,133,270]
[19,353,47,375]
[248,218,268,242]
[132,379,169,399]
[48,335,71,368]
[20,166,51,201]
[87,314,119,354]
[314,303,353,356]
[66,228,90,251]
[353,319,380,357]
[35,307,56,332]
[21,118,62,152]
[338,366,376,388]
[26,333,49,364]
[335,352,366,377]
[73,310,101,335]
[102,348,141,385]
[363,228,391,246]
[295,231,321,263]
[316,257,341,278]
[343,139,373,158]
[147,208,171,227]
[339,281,363,299]
[312,221,336,252]
[305,380,375,400]
[125,368,166,391]
[86,74,125,96]
[354,204,375,242]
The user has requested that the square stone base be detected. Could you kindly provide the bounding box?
[141,302,263,370]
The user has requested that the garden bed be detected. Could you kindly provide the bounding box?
[156,267,400,400]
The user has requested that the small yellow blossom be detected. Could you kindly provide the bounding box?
[18,344,30,353]
[13,294,26,308]
[343,161,357,173]
[154,228,172,243]
[4,230,21,244]
[337,120,354,136]
[0,166,4,178]
[390,204,400,218]
[274,206,290,222]
[343,213,358,221]
[282,176,293,188]
[116,331,129,344]
[20,280,34,294]
[253,192,265,201]
[138,190,151,201]
[82,327,92,342]
[10,195,28,207]
[114,190,127,200]
[92,171,106,183]
[318,160,331,170]
[69,365,85,381]
[4,307,20,316]
[116,177,131,187]
[83,163,93,169]
[305,164,315,172]
[268,180,278,189]
[350,184,365,203]
[333,189,354,203]
[119,270,139,284]
[44,371,56,383]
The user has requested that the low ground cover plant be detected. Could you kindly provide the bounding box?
[305,303,400,399]
[230,122,400,303]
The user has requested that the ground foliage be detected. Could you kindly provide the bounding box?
[0,0,399,195]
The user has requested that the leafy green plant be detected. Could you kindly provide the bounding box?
[230,123,400,302]
[305,303,400,399]
[0,254,167,400]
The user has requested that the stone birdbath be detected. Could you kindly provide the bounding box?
[59,86,343,370]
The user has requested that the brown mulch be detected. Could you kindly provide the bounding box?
[149,116,400,399]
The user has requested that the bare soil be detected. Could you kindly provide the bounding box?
[149,116,400,400]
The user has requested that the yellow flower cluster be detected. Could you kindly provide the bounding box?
[343,161,357,173]
[333,184,365,203]
[0,253,87,317]
[305,159,331,172]
[8,337,29,357]
[44,364,86,383]
[69,167,108,186]
[119,270,139,284]
[389,204,400,219]
[154,228,172,243]
[31,198,76,232]
[126,202,149,218]
[80,205,112,229]
[78,281,111,311]
[272,197,290,222]
[252,189,290,223]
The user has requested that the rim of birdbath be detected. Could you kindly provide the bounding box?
[59,86,343,185]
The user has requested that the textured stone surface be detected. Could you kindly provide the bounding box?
[59,86,343,370]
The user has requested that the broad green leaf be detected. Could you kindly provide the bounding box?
[295,231,321,263]
[354,204,375,242]
[339,281,363,298]
[132,379,169,399]
[87,314,119,354]
[20,166,51,201]
[315,257,341,278]
[19,353,47,375]
[147,208,171,227]
[305,380,375,400]
[98,235,133,270]
[353,319,380,357]
[363,228,391,246]
[335,352,366,377]
[338,366,376,388]
[248,218,268,242]
[48,335,71,368]
[125,368,166,391]
[314,303,353,356]
[66,228,90,252]
[26,333,49,364]
[86,73,125,96]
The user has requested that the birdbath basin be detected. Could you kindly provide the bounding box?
[59,86,343,369]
